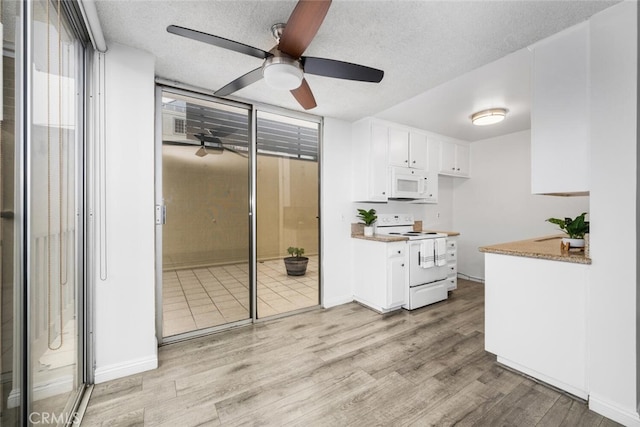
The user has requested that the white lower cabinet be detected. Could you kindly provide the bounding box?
[353,240,406,312]
[484,253,588,399]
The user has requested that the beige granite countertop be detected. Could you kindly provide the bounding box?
[479,235,591,265]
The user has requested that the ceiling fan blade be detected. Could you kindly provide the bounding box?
[215,67,264,97]
[206,126,237,138]
[302,57,384,83]
[167,25,272,60]
[194,133,223,144]
[278,0,332,58]
[291,78,317,110]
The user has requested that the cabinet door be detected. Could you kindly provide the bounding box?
[409,132,428,169]
[439,141,456,174]
[531,23,589,194]
[388,256,406,308]
[455,144,470,176]
[370,123,389,200]
[388,127,409,167]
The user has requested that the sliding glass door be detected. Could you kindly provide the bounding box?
[28,0,85,419]
[158,89,321,340]
[160,91,251,338]
[1,0,21,423]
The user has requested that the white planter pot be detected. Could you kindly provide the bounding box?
[562,237,585,248]
[364,226,374,237]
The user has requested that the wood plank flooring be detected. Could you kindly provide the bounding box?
[80,280,620,426]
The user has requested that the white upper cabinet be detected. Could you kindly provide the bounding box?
[409,132,428,170]
[530,23,589,195]
[351,119,389,202]
[387,127,410,167]
[351,117,464,202]
[388,127,428,169]
[438,140,470,177]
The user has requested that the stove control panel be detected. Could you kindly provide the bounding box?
[377,213,414,227]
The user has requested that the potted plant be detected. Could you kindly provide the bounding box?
[546,212,590,248]
[357,208,377,237]
[283,247,308,276]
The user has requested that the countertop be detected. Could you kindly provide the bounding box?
[479,235,591,265]
[351,223,460,242]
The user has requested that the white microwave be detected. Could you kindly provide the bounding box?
[389,166,429,199]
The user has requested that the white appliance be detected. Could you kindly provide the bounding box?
[389,167,429,199]
[376,214,450,309]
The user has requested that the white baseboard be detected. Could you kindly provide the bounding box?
[497,356,588,400]
[7,375,74,409]
[94,354,158,384]
[322,295,354,309]
[589,394,640,427]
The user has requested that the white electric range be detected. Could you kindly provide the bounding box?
[375,214,451,309]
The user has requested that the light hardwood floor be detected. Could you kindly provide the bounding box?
[80,280,620,426]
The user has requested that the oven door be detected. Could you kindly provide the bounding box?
[389,167,427,199]
[408,241,448,286]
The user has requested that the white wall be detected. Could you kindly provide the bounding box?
[321,118,357,307]
[452,130,589,280]
[588,2,638,424]
[93,43,158,383]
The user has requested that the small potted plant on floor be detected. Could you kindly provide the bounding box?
[546,212,590,248]
[283,247,308,276]
[357,208,377,237]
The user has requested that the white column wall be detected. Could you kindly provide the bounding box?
[321,118,356,307]
[93,43,158,383]
[588,2,639,424]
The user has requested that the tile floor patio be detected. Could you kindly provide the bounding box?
[162,255,319,337]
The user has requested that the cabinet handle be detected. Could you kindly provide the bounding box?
[397,250,401,254]
[457,168,460,171]
[412,160,416,164]
[451,167,455,170]
[401,264,405,267]
[382,192,386,195]
[404,160,408,163]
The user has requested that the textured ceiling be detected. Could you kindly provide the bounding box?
[94,0,619,140]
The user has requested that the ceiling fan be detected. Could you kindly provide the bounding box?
[167,0,384,110]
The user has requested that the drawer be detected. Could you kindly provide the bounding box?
[387,245,405,258]
[447,277,457,291]
[447,250,457,261]
[447,264,457,277]
[407,280,448,309]
[447,240,457,250]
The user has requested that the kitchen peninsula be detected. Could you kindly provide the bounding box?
[480,236,591,399]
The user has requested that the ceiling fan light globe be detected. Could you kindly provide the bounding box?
[263,58,304,90]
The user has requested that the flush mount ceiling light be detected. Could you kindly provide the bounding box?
[471,108,508,126]
[262,56,304,90]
